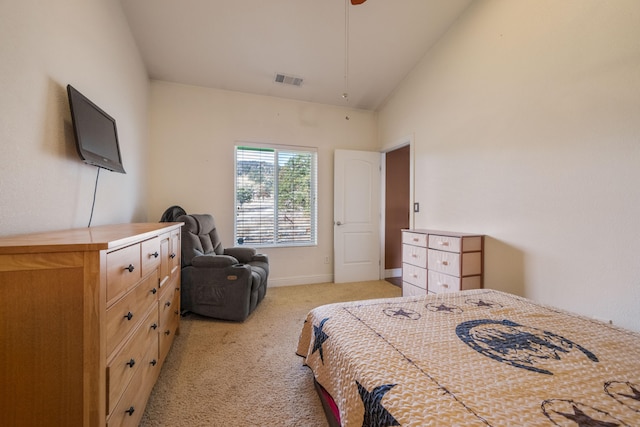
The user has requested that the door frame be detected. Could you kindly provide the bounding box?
[380,135,415,280]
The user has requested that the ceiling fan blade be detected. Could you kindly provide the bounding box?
[351,0,367,4]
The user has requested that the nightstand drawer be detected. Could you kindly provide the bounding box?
[402,244,427,268]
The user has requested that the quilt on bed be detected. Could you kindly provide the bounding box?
[296,289,640,426]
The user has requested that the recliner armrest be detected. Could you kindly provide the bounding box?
[192,254,238,268]
[252,253,268,263]
[224,247,257,264]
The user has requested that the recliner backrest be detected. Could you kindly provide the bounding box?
[178,214,225,267]
[159,205,187,222]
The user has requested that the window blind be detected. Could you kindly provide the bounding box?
[235,145,317,247]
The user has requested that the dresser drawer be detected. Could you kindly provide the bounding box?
[107,340,159,427]
[402,263,427,288]
[141,237,161,278]
[428,270,482,294]
[428,249,482,277]
[106,272,159,357]
[402,231,427,247]
[159,284,180,364]
[169,228,181,281]
[159,311,179,365]
[402,281,425,297]
[402,244,427,268]
[159,280,179,325]
[107,244,142,303]
[428,234,461,253]
[427,249,460,276]
[428,270,461,293]
[107,306,159,415]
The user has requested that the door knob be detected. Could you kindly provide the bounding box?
[336,221,343,226]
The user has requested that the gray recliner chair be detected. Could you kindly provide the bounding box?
[177,213,269,321]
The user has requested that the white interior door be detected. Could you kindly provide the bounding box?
[334,149,381,283]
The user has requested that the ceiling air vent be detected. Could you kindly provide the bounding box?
[274,73,303,87]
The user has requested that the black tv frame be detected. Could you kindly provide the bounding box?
[67,84,126,174]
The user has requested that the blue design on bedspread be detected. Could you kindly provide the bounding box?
[456,318,599,375]
[605,381,640,413]
[312,317,330,363]
[382,307,420,320]
[541,399,628,426]
[355,381,400,427]
[297,290,640,426]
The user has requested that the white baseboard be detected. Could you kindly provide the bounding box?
[384,268,402,278]
[268,274,334,287]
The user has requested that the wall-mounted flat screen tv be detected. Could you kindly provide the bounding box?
[67,84,126,174]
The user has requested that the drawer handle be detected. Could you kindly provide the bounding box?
[151,323,158,330]
[164,330,171,336]
[412,274,418,278]
[151,251,159,258]
[150,359,158,366]
[125,407,135,416]
[438,241,449,246]
[124,312,133,321]
[126,358,136,368]
[438,260,449,266]
[439,283,449,288]
[412,237,419,242]
[151,287,157,295]
[165,301,171,307]
[411,254,417,258]
[170,253,177,259]
[124,264,135,273]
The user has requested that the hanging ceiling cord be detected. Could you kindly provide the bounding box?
[88,167,100,227]
[343,0,350,101]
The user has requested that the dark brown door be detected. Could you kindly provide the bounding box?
[385,145,410,277]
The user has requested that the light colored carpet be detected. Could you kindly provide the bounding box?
[140,280,402,426]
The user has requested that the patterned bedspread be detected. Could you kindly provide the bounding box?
[296,289,640,426]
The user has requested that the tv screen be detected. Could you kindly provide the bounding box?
[67,85,126,174]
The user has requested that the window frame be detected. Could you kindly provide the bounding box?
[234,143,318,248]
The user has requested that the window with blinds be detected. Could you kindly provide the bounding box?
[235,145,317,247]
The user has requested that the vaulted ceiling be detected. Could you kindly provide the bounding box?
[120,0,473,111]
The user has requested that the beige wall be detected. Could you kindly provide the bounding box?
[4,0,638,331]
[0,1,149,236]
[147,81,377,286]
[379,0,640,331]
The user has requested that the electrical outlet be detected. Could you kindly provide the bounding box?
[324,256,330,264]
[413,202,420,213]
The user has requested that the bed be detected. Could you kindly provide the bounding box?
[296,289,640,426]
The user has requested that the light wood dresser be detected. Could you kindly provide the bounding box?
[0,222,182,427]
[402,229,484,296]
